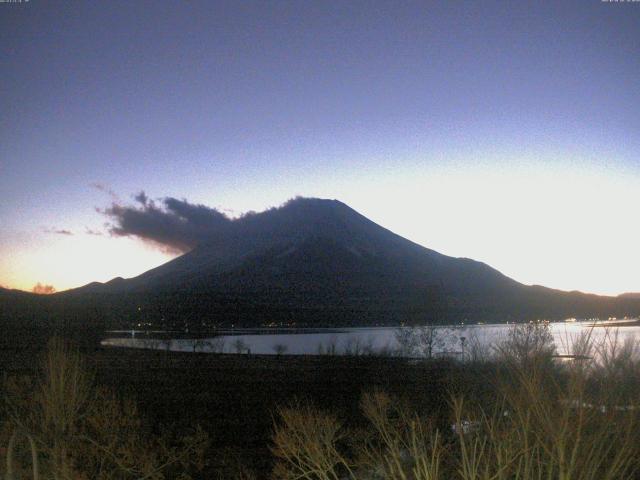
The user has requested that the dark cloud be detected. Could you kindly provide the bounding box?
[134,191,149,205]
[102,196,232,253]
[44,228,74,236]
[91,182,120,202]
[32,283,56,294]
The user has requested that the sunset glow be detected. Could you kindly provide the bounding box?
[1,1,638,296]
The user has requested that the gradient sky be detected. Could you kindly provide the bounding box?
[1,0,639,295]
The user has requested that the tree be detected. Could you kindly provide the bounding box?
[496,322,556,370]
[272,344,288,356]
[416,325,453,359]
[208,336,226,353]
[394,327,419,356]
[394,325,454,358]
[232,338,248,354]
[189,338,211,353]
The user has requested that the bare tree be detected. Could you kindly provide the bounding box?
[395,325,453,358]
[140,337,162,350]
[208,336,226,353]
[232,338,248,354]
[160,338,172,352]
[344,337,363,356]
[416,325,454,359]
[495,322,556,369]
[463,330,492,362]
[394,327,419,357]
[317,337,338,356]
[189,338,210,353]
[272,344,288,356]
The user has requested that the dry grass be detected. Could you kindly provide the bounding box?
[4,324,640,479]
[356,390,441,480]
[1,337,208,480]
[271,402,354,480]
[270,324,640,480]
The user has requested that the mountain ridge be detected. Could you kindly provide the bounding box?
[66,197,522,297]
[619,292,640,299]
[55,197,640,326]
[4,197,640,329]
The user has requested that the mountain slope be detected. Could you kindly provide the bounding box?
[72,198,520,298]
[58,197,640,326]
[619,293,640,299]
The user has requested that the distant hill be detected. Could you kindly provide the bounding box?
[35,197,638,329]
[0,286,33,298]
[619,293,640,299]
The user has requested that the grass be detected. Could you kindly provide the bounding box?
[269,324,640,480]
[0,343,469,477]
[1,338,207,479]
[1,324,639,479]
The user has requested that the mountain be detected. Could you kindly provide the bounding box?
[619,293,640,299]
[0,286,33,298]
[51,197,640,328]
[79,197,516,295]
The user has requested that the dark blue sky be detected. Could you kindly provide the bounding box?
[1,0,639,293]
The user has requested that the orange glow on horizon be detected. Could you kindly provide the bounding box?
[1,233,175,293]
[1,162,638,297]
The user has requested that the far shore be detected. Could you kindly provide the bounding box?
[586,318,640,327]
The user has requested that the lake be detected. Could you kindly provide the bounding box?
[102,320,640,358]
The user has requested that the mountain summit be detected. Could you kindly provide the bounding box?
[59,197,640,327]
[107,197,514,294]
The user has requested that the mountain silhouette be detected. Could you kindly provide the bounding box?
[619,293,640,299]
[48,197,639,327]
[3,197,640,331]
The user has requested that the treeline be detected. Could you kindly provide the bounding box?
[5,284,640,338]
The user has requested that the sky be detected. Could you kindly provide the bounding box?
[1,0,639,296]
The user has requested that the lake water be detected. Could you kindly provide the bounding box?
[102,320,640,358]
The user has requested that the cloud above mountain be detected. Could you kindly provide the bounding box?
[91,182,120,202]
[44,227,74,236]
[102,192,232,253]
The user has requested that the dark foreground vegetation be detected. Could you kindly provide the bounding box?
[1,325,640,479]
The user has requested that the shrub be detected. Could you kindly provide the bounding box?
[1,338,208,480]
[271,327,640,480]
[494,321,556,372]
[271,402,354,480]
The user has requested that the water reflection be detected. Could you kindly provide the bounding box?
[102,320,640,358]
